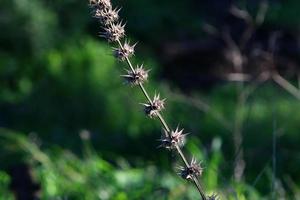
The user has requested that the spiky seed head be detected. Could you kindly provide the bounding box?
[159,135,172,149]
[171,127,187,148]
[89,0,112,10]
[94,8,119,25]
[207,194,219,200]
[89,0,99,8]
[152,94,165,111]
[114,41,136,61]
[180,158,203,180]
[121,65,149,85]
[159,128,187,149]
[101,22,125,42]
[143,94,165,118]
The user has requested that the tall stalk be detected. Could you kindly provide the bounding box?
[88,1,217,199]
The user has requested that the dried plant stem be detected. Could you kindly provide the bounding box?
[116,39,154,104]
[193,177,207,200]
[88,1,213,198]
[116,38,207,199]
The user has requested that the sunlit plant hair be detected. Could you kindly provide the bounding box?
[88,0,216,199]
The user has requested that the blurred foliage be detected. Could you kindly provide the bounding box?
[0,170,13,200]
[0,0,300,199]
[0,128,276,199]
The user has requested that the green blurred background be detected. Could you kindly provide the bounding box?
[1,0,300,199]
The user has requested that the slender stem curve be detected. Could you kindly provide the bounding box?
[116,39,207,200]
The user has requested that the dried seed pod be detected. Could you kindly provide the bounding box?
[179,158,203,180]
[159,128,187,149]
[114,41,136,61]
[94,8,119,25]
[89,0,112,10]
[121,65,149,85]
[142,94,165,118]
[101,22,125,42]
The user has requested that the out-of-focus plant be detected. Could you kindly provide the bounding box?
[0,170,14,200]
[0,128,232,199]
[1,128,277,199]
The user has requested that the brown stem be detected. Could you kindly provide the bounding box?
[116,39,207,199]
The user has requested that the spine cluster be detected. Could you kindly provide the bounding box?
[88,1,216,199]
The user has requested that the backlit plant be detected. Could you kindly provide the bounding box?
[88,1,216,199]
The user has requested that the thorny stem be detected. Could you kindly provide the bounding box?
[139,83,153,105]
[193,176,207,200]
[116,39,154,104]
[116,39,207,200]
[157,113,170,133]
[175,144,189,167]
[97,6,207,199]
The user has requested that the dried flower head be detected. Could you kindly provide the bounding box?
[89,0,112,10]
[159,128,187,149]
[121,65,149,85]
[179,158,203,180]
[114,41,136,61]
[207,194,219,200]
[142,94,165,118]
[101,22,125,42]
[94,8,119,25]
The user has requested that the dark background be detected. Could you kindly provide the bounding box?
[0,0,300,199]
